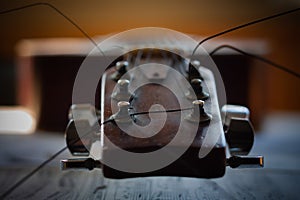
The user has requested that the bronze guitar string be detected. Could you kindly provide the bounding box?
[209,44,300,79]
[192,7,300,56]
[0,108,192,199]
[0,2,107,60]
[0,2,299,198]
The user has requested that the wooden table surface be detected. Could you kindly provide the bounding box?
[1,123,300,199]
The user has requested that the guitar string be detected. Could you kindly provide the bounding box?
[1,3,299,78]
[192,7,300,57]
[0,2,299,198]
[0,2,108,60]
[131,107,193,116]
[0,118,111,199]
[209,44,300,79]
[0,107,193,198]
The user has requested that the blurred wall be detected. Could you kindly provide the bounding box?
[0,0,299,115]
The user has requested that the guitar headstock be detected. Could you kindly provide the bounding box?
[62,29,263,178]
[97,48,226,178]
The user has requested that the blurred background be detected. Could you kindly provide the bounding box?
[0,0,299,134]
[0,1,300,199]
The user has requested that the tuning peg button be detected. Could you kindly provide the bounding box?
[227,155,264,168]
[61,158,101,170]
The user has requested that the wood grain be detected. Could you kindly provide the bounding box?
[1,167,300,199]
[1,124,300,200]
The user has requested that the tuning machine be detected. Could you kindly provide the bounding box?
[222,105,264,168]
[65,104,99,156]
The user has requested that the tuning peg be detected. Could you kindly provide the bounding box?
[227,155,264,168]
[186,100,211,124]
[111,61,129,81]
[61,158,101,170]
[186,78,209,100]
[111,79,133,101]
